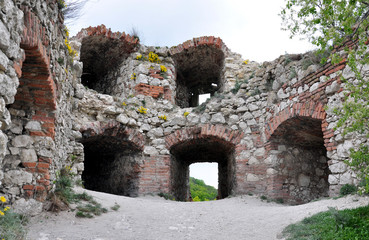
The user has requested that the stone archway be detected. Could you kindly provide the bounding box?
[166,125,243,201]
[79,121,144,197]
[264,102,332,204]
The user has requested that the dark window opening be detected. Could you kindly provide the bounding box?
[80,35,135,94]
[173,46,225,108]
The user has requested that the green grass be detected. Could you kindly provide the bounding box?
[0,210,28,240]
[282,205,369,239]
[76,203,108,218]
[110,204,120,211]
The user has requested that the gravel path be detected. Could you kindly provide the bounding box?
[26,188,369,240]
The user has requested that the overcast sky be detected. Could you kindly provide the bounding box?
[69,0,315,188]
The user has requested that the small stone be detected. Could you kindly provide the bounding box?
[242,112,253,120]
[309,82,319,92]
[169,117,186,126]
[248,104,259,111]
[229,115,239,124]
[254,148,265,157]
[116,114,129,124]
[12,135,33,148]
[13,199,43,216]
[0,51,9,71]
[298,174,310,187]
[210,113,225,124]
[141,123,151,132]
[4,170,33,185]
[20,149,37,162]
[329,162,347,174]
[143,146,159,155]
[150,78,161,86]
[0,21,10,51]
[277,89,289,99]
[149,128,164,137]
[266,168,278,175]
[25,121,41,131]
[0,131,7,160]
[246,174,259,182]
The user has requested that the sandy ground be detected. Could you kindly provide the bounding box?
[26,188,369,240]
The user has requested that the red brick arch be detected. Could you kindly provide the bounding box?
[165,124,244,150]
[14,6,57,138]
[169,36,225,55]
[14,7,57,201]
[80,121,145,150]
[264,101,336,151]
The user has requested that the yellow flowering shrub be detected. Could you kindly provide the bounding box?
[148,52,160,63]
[137,106,147,114]
[58,0,67,8]
[184,112,189,117]
[136,54,143,60]
[64,38,77,57]
[160,65,167,72]
[158,115,167,121]
[122,102,127,106]
[244,59,249,64]
[0,196,9,217]
[131,73,136,80]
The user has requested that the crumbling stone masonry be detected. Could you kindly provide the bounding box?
[0,0,367,211]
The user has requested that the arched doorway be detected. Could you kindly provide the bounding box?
[267,116,330,204]
[80,122,144,197]
[170,137,235,201]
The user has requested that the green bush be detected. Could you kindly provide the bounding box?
[283,205,369,239]
[340,184,357,196]
[0,210,28,240]
[190,177,217,201]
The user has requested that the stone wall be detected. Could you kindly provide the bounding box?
[72,27,366,204]
[0,0,367,208]
[0,0,79,212]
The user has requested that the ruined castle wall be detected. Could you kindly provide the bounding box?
[0,0,80,212]
[74,31,366,203]
[1,1,366,207]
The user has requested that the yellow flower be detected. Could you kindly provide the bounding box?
[184,112,189,117]
[137,106,147,114]
[122,102,127,106]
[131,73,136,80]
[136,54,142,60]
[148,52,160,63]
[160,65,167,72]
[4,207,10,211]
[0,196,6,203]
[244,59,249,64]
[158,115,167,121]
[0,211,4,216]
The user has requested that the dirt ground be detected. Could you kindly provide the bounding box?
[26,188,369,240]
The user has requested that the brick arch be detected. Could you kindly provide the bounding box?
[170,37,228,108]
[169,36,225,55]
[76,24,139,93]
[264,101,337,203]
[12,6,57,138]
[265,101,336,151]
[79,120,145,151]
[165,124,244,150]
[11,7,57,201]
[75,24,139,45]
